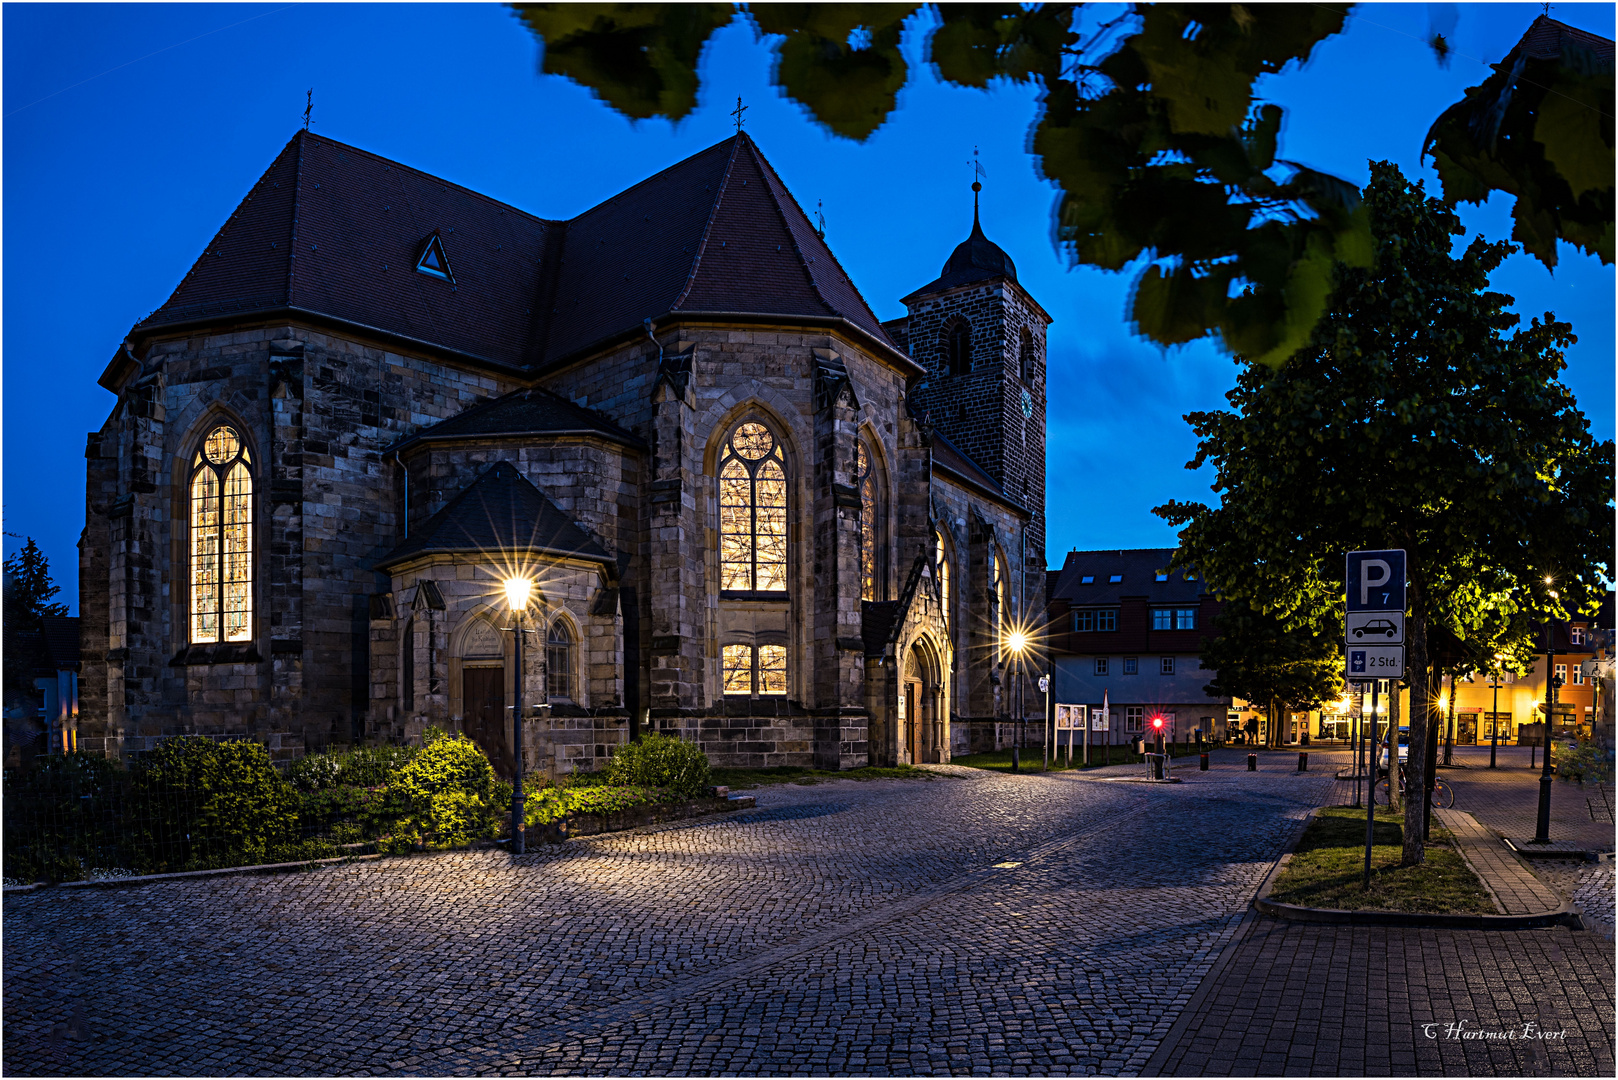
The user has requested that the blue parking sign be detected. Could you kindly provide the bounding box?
[1346,549,1406,612]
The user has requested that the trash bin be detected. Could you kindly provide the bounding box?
[1247,753,1257,771]
[1200,752,1210,771]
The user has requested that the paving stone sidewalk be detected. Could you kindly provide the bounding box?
[1434,809,1564,915]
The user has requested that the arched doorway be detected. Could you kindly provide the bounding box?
[904,639,944,764]
[459,617,514,776]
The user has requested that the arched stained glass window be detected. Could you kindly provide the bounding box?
[936,533,949,629]
[718,421,787,593]
[857,441,878,602]
[991,550,1004,660]
[547,620,575,701]
[190,425,253,644]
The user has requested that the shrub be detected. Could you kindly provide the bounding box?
[288,743,418,791]
[1555,739,1613,786]
[2,752,129,882]
[132,738,302,871]
[391,732,497,848]
[601,732,710,797]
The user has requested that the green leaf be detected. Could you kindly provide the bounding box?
[750,4,919,141]
[1534,74,1616,200]
[513,3,735,121]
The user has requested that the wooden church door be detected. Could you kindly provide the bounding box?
[462,667,513,777]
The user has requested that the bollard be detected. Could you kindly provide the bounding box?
[1151,753,1165,780]
[1200,751,1210,771]
[1247,753,1257,771]
[1298,751,1308,772]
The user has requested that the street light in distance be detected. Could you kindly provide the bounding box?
[504,575,533,855]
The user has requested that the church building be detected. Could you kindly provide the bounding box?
[79,131,1049,776]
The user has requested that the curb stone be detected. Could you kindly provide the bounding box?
[1251,806,1581,930]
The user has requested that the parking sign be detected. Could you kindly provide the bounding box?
[1345,550,1407,612]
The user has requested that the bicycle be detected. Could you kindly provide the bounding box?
[1374,771,1454,809]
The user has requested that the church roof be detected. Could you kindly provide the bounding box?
[130,131,904,375]
[389,387,645,453]
[930,429,1012,504]
[902,201,1018,300]
[377,461,613,572]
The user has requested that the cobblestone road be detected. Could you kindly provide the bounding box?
[5,748,1611,1077]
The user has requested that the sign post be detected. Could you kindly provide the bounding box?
[1347,549,1406,887]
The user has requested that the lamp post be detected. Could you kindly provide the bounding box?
[504,576,533,855]
[1489,655,1504,770]
[1534,581,1557,843]
[1008,630,1029,773]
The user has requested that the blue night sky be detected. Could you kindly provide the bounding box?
[5,3,1613,611]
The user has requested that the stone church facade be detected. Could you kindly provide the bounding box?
[79,131,1048,776]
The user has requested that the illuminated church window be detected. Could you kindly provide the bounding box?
[190,425,253,643]
[718,421,787,593]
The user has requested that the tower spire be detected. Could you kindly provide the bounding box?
[967,146,987,231]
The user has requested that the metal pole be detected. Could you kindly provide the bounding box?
[1364,681,1379,886]
[511,609,526,856]
[1535,622,1555,842]
[1042,669,1050,771]
[1489,668,1499,769]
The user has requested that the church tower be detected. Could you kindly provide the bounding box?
[888,183,1051,625]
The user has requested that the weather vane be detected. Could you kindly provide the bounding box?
[303,89,314,132]
[968,145,987,217]
[814,199,826,240]
[731,95,748,133]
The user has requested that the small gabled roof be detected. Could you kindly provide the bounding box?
[930,429,1027,514]
[390,387,645,455]
[378,461,612,572]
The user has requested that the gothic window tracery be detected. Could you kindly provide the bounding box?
[991,549,1005,660]
[189,424,253,644]
[718,421,788,593]
[857,441,880,602]
[936,532,950,630]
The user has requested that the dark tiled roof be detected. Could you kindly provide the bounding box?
[39,616,80,670]
[1513,15,1614,63]
[392,387,645,452]
[1050,548,1204,604]
[135,131,901,373]
[930,430,1004,498]
[378,461,612,571]
[903,205,1018,300]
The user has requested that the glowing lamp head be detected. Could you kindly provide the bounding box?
[1007,630,1028,655]
[503,576,533,613]
[1152,716,1164,730]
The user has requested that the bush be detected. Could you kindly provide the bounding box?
[1555,739,1613,786]
[3,752,129,882]
[521,779,671,827]
[132,738,303,871]
[601,732,710,797]
[287,743,418,791]
[391,732,497,848]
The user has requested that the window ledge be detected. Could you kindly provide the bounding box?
[170,643,263,666]
[720,590,790,603]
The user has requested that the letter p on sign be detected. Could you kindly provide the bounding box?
[1346,549,1407,613]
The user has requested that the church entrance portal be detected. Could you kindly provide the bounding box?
[462,666,514,776]
[904,642,941,765]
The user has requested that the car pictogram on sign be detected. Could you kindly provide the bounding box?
[1352,618,1399,640]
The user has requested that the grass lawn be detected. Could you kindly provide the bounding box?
[707,764,944,790]
[953,744,1211,772]
[1268,807,1495,914]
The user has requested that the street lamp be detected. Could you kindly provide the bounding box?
[1534,578,1557,844]
[1490,653,1505,770]
[1006,630,1029,772]
[504,576,533,855]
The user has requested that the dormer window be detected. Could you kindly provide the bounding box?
[1080,575,1094,585]
[416,233,454,282]
[1155,570,1169,582]
[1109,574,1123,583]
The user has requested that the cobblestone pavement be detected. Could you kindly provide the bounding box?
[5,750,1331,1076]
[1439,746,1616,852]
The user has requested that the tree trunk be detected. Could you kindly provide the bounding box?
[1268,698,1282,749]
[1445,674,1457,766]
[1403,582,1430,867]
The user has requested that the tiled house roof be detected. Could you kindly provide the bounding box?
[1049,548,1204,604]
[378,461,613,571]
[131,131,905,375]
[389,387,646,453]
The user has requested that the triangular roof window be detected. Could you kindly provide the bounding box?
[416,233,453,282]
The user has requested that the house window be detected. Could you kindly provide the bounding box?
[946,319,972,376]
[856,441,881,601]
[1152,608,1172,631]
[722,643,787,696]
[718,421,788,593]
[1570,626,1585,645]
[1124,657,1138,675]
[1175,608,1196,630]
[1555,663,1567,686]
[1572,664,1585,686]
[547,620,575,700]
[189,425,253,644]
[1073,609,1118,632]
[1126,706,1144,732]
[1095,657,1109,676]
[1161,657,1176,675]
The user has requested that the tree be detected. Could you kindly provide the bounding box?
[3,537,70,704]
[1200,599,1341,748]
[1155,161,1614,865]
[511,5,1612,365]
